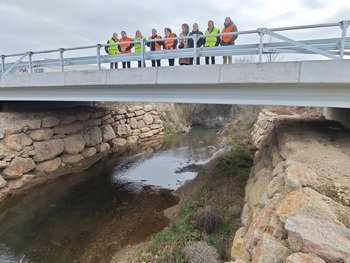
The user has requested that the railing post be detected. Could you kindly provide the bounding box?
[59,48,65,72]
[193,34,198,65]
[1,55,5,75]
[258,29,265,63]
[338,20,349,59]
[28,52,33,74]
[141,38,145,68]
[96,45,102,70]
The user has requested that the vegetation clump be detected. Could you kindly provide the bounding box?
[183,241,220,263]
[193,207,223,234]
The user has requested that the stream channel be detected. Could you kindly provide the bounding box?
[0,127,223,263]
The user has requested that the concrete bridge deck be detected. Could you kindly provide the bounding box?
[1,60,350,108]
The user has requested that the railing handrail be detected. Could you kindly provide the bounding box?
[1,21,349,75]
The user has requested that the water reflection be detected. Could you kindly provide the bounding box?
[0,127,221,262]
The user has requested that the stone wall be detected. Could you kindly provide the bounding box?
[230,110,350,263]
[0,104,164,200]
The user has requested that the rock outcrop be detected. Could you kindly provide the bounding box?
[0,104,164,200]
[231,110,350,263]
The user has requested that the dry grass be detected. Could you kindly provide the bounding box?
[183,241,220,263]
[193,207,223,234]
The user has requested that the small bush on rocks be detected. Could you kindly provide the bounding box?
[193,207,223,234]
[183,241,220,263]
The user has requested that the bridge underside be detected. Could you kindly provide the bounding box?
[0,83,350,108]
[1,60,350,108]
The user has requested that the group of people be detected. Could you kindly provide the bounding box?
[104,17,238,69]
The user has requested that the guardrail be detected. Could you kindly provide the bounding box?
[1,21,349,75]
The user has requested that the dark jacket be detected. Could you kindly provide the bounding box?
[146,35,164,51]
[189,29,204,48]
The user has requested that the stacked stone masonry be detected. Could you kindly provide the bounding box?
[230,110,350,263]
[0,105,164,199]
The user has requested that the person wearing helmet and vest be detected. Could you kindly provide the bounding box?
[147,28,164,67]
[163,28,178,66]
[105,32,119,69]
[118,31,134,68]
[133,30,146,68]
[204,20,220,65]
[220,17,238,64]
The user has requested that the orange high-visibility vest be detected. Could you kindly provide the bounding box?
[164,33,177,50]
[148,35,162,51]
[221,24,235,43]
[119,37,133,53]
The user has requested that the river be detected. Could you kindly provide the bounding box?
[0,127,223,263]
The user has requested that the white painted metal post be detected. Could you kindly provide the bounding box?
[141,38,145,68]
[1,55,5,74]
[258,30,264,63]
[339,20,349,59]
[96,45,102,70]
[59,48,65,72]
[193,34,198,65]
[28,52,33,74]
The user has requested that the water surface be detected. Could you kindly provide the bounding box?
[0,127,221,262]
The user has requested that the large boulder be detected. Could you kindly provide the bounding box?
[53,122,84,135]
[42,116,60,128]
[2,157,36,180]
[81,147,97,158]
[231,227,251,262]
[63,134,86,154]
[100,125,116,142]
[6,174,35,190]
[84,127,102,147]
[284,162,320,193]
[116,124,131,136]
[286,216,350,262]
[28,129,54,141]
[111,138,127,147]
[35,157,62,173]
[251,233,291,263]
[95,143,110,153]
[276,187,342,225]
[245,167,273,207]
[2,133,33,151]
[244,196,285,254]
[0,175,7,189]
[61,154,84,163]
[33,139,65,162]
[143,112,153,125]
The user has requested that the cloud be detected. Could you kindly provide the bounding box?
[0,0,348,57]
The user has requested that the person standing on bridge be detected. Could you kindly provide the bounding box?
[189,23,204,65]
[133,30,146,68]
[178,23,191,66]
[147,29,163,67]
[118,31,134,68]
[163,28,178,66]
[204,20,220,65]
[105,33,119,69]
[220,17,238,64]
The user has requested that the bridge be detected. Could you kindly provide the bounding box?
[0,60,350,109]
[0,21,350,109]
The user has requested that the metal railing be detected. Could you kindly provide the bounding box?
[1,21,349,75]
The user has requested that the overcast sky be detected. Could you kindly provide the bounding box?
[1,0,349,56]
